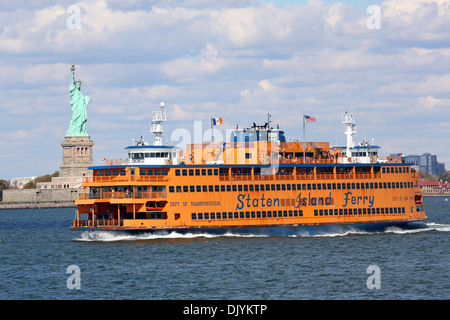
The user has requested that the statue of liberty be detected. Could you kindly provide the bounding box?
[66,64,91,137]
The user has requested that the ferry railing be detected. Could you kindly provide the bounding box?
[83,175,169,183]
[74,219,121,228]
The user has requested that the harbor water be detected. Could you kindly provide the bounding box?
[0,197,448,300]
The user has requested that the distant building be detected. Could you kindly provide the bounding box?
[9,177,36,189]
[404,153,445,176]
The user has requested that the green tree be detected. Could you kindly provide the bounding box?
[438,171,450,182]
[23,171,59,189]
[0,179,10,201]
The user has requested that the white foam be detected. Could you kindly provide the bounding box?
[73,222,450,242]
[75,230,268,242]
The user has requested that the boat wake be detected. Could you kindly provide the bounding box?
[75,230,268,242]
[73,222,449,242]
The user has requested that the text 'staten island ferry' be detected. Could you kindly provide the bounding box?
[71,103,427,235]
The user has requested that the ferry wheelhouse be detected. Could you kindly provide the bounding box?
[71,104,427,235]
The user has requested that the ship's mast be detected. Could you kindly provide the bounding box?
[342,111,357,158]
[150,102,167,146]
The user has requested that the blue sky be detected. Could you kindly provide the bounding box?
[0,0,449,180]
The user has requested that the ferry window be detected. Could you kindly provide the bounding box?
[204,213,209,219]
[175,169,180,176]
[203,185,207,192]
[394,207,397,214]
[289,210,293,217]
[226,185,231,192]
[176,186,181,192]
[298,184,302,190]
[198,213,203,219]
[363,208,367,214]
[155,169,161,175]
[191,213,196,220]
[201,169,206,176]
[211,212,215,219]
[238,185,243,192]
[97,170,104,176]
[146,169,152,175]
[208,185,213,192]
[395,167,398,173]
[299,210,303,217]
[214,169,218,176]
[389,208,393,214]
[169,186,174,193]
[181,169,187,176]
[406,167,409,173]
[352,183,355,189]
[319,209,323,216]
[339,209,343,215]
[337,183,341,190]
[347,183,351,189]
[266,184,270,191]
[374,183,378,189]
[245,152,252,159]
[256,211,261,218]
[183,186,188,193]
[271,184,276,191]
[276,184,281,191]
[215,185,219,192]
[196,185,201,192]
[249,185,254,191]
[278,210,283,217]
[324,209,328,216]
[195,169,200,176]
[245,212,250,218]
[221,185,225,192]
[382,167,386,173]
[267,211,272,218]
[344,209,348,215]
[402,207,405,213]
[218,212,223,219]
[140,169,145,175]
[262,211,266,218]
[251,211,255,218]
[232,185,237,192]
[328,183,332,190]
[244,185,248,192]
[307,184,311,190]
[239,212,244,219]
[396,182,399,188]
[260,185,264,191]
[322,183,327,190]
[314,210,318,216]
[189,169,194,176]
[208,169,212,175]
[190,186,195,192]
[291,184,296,191]
[162,169,168,176]
[317,184,321,190]
[112,170,119,176]
[286,184,291,191]
[255,185,259,191]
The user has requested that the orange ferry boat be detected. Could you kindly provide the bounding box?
[71,103,427,235]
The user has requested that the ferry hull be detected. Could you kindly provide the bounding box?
[71,217,428,237]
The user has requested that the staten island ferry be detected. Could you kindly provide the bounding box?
[71,103,427,235]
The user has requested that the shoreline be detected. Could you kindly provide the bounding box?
[0,201,75,210]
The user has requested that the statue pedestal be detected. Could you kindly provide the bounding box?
[60,136,95,177]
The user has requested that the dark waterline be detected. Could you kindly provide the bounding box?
[0,197,448,300]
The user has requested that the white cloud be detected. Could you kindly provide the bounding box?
[1,0,450,179]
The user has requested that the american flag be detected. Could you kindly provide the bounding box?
[304,115,316,123]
